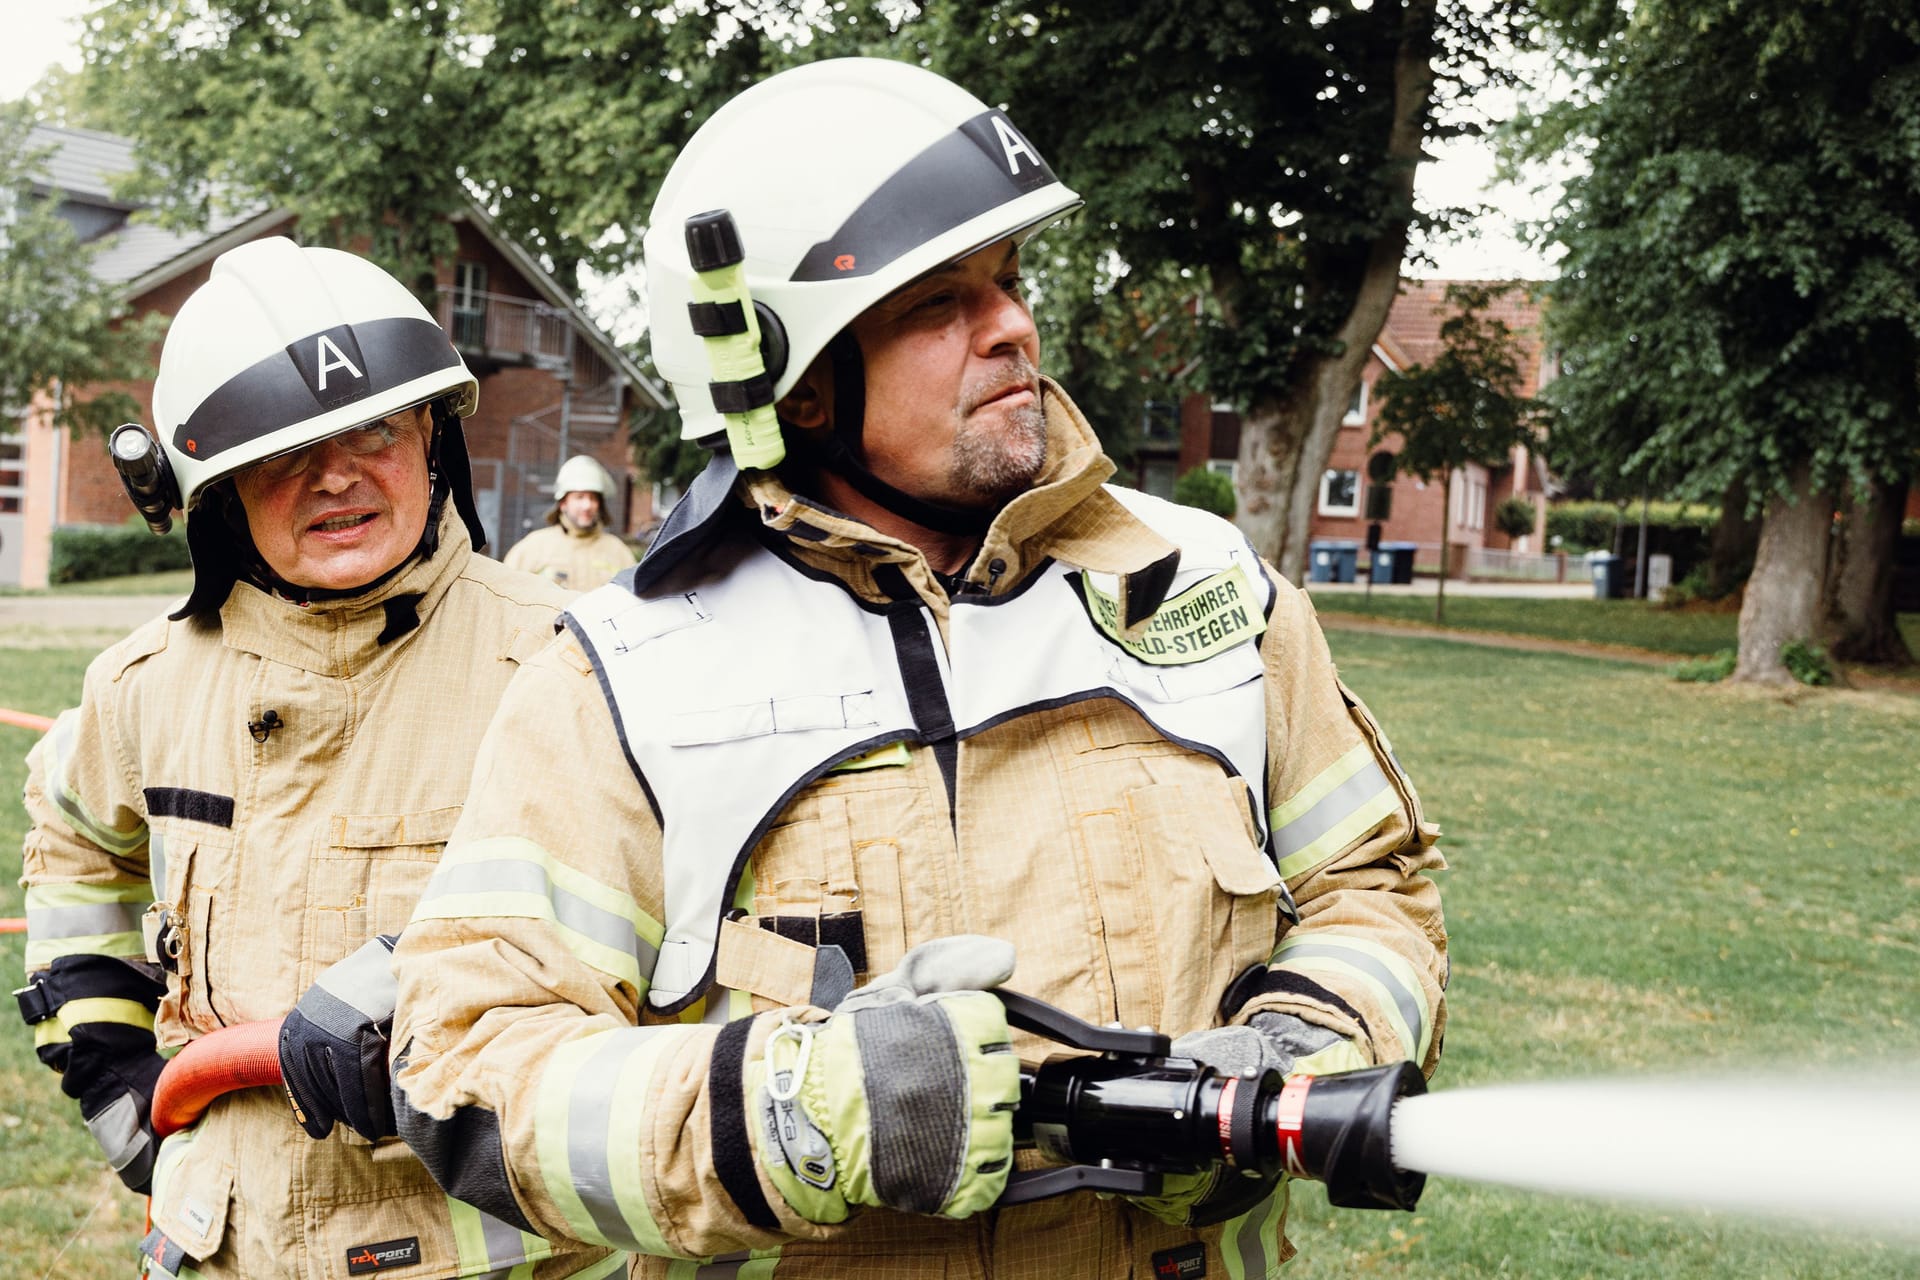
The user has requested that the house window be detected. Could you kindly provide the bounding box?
[1206,458,1238,484]
[1141,399,1180,444]
[452,261,488,348]
[1343,379,1368,425]
[1141,458,1177,501]
[1319,468,1360,517]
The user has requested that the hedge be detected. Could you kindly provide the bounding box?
[50,518,193,584]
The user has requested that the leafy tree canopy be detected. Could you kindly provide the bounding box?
[1529,0,1920,507]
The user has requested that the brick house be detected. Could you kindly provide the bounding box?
[4,124,668,588]
[1121,280,1555,578]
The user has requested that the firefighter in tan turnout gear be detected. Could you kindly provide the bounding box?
[15,238,620,1280]
[390,58,1447,1279]
[502,454,638,591]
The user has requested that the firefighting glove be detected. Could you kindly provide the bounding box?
[75,1048,167,1195]
[278,935,399,1141]
[749,935,1022,1223]
[19,957,168,1194]
[1128,1013,1369,1227]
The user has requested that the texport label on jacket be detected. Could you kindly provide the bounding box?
[346,1236,422,1273]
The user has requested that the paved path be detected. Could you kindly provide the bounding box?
[0,594,181,633]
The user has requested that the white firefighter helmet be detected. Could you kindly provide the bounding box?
[152,235,479,512]
[553,454,618,500]
[140,236,488,617]
[643,57,1081,444]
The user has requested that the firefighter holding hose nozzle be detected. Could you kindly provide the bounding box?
[386,57,1448,1278]
[14,239,615,1279]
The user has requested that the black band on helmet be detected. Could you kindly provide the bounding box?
[172,317,463,464]
[791,111,1061,283]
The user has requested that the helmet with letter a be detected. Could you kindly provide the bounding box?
[643,56,1083,447]
[131,236,489,614]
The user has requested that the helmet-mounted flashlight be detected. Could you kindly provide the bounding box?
[110,423,181,536]
[684,209,786,470]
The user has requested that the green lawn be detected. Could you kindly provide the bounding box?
[1311,591,1920,668]
[0,568,195,597]
[3,632,1917,1277]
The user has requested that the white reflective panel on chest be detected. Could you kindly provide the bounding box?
[572,522,1273,1012]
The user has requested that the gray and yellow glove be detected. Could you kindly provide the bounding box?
[748,936,1022,1223]
[1129,1012,1370,1227]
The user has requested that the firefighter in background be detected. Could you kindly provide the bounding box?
[14,237,620,1280]
[389,58,1447,1278]
[502,454,637,591]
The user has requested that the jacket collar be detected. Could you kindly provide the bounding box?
[743,378,1181,616]
[216,505,472,675]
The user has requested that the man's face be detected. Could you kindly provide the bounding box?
[560,489,602,528]
[845,239,1046,509]
[232,405,434,590]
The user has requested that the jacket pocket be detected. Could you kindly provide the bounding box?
[304,807,461,989]
[147,1122,235,1267]
[1118,770,1281,1037]
[149,830,231,1042]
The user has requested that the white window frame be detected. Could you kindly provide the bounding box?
[1205,458,1238,484]
[1319,468,1361,517]
[1343,379,1369,425]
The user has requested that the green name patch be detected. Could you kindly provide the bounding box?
[1079,566,1266,665]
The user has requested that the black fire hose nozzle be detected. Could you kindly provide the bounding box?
[995,989,1428,1213]
[1280,1059,1427,1211]
[109,423,179,536]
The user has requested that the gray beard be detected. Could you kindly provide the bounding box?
[947,400,1048,508]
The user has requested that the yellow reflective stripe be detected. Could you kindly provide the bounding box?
[24,881,154,910]
[414,836,663,991]
[535,1026,697,1257]
[1270,743,1373,829]
[1270,744,1399,880]
[567,1251,631,1279]
[1274,933,1430,1062]
[1222,1180,1288,1280]
[1273,789,1398,880]
[34,1021,68,1049]
[25,930,148,968]
[41,712,146,857]
[56,996,154,1032]
[666,1249,782,1279]
[447,1195,555,1277]
[829,741,911,773]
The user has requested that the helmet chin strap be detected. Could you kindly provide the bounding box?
[797,331,993,539]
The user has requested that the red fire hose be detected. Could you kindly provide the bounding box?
[151,1019,285,1138]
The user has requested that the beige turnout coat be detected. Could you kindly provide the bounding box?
[502,521,637,593]
[21,511,620,1280]
[391,387,1448,1280]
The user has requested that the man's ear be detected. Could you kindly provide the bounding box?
[775,359,832,431]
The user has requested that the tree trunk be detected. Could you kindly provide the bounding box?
[1435,464,1451,626]
[1732,464,1834,684]
[1705,476,1763,599]
[1233,0,1437,583]
[1823,475,1913,665]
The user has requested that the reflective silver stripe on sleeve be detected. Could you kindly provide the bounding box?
[422,858,660,976]
[43,712,146,857]
[1272,755,1393,861]
[570,1032,653,1251]
[26,901,142,941]
[1276,941,1425,1058]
